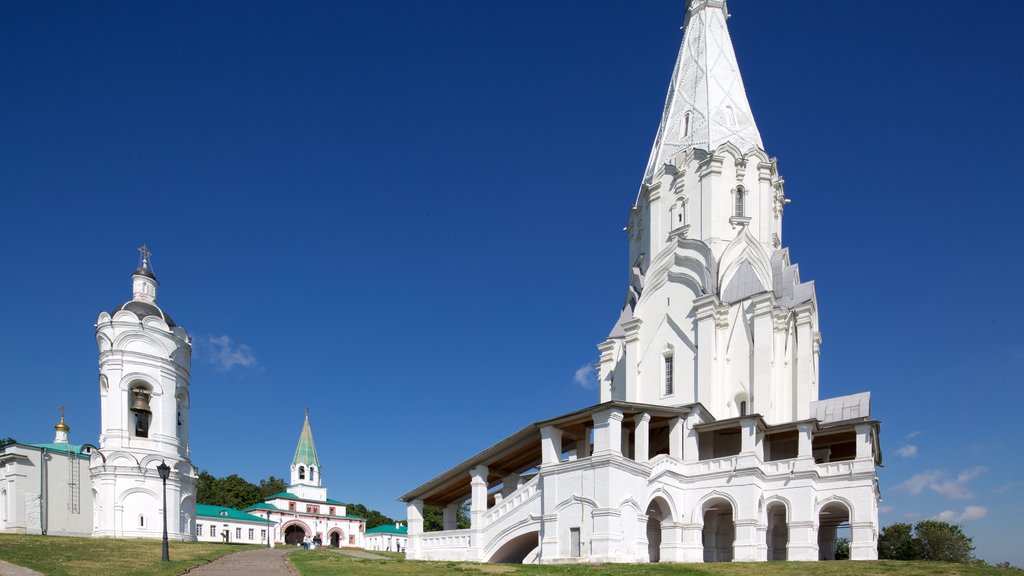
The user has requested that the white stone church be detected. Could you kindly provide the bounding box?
[1,250,366,546]
[400,0,882,564]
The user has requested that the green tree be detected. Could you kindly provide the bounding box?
[878,522,919,560]
[0,438,16,448]
[914,520,975,563]
[835,537,850,560]
[258,476,287,499]
[197,471,272,510]
[423,502,470,531]
[344,503,396,529]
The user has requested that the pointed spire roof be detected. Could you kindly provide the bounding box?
[643,0,763,182]
[292,408,320,468]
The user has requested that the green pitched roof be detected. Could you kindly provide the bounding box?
[196,504,270,524]
[366,524,407,535]
[292,411,319,467]
[25,443,89,457]
[245,502,279,512]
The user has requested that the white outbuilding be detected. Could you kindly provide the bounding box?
[400,0,882,565]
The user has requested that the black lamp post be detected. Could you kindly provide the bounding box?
[157,460,171,562]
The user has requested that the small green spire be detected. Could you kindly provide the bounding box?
[292,408,320,468]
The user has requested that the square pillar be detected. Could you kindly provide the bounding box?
[795,305,815,420]
[501,473,521,498]
[443,501,459,530]
[679,523,704,562]
[470,465,489,529]
[592,408,623,455]
[751,294,775,416]
[622,318,643,402]
[797,422,814,459]
[683,412,701,462]
[740,417,760,457]
[621,425,632,458]
[669,417,684,460]
[578,427,591,458]
[634,413,650,463]
[694,296,718,408]
[540,426,563,465]
[855,424,873,460]
[406,499,423,557]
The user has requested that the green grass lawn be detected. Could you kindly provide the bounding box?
[0,534,260,576]
[290,549,1020,576]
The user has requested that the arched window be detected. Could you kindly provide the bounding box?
[298,466,305,480]
[725,106,737,127]
[128,384,153,438]
[734,187,745,218]
[682,112,691,137]
[739,401,748,417]
[1,489,7,523]
[309,467,316,482]
[139,514,146,529]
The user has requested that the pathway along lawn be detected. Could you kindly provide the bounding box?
[0,534,260,576]
[289,550,1019,576]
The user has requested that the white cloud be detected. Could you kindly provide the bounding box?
[993,482,1018,494]
[896,444,918,458]
[891,466,988,500]
[878,505,893,514]
[201,335,258,372]
[906,430,924,439]
[934,506,987,523]
[573,363,597,390]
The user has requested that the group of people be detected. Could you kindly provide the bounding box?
[301,534,323,549]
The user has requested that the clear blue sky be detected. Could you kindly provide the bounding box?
[2,0,1022,565]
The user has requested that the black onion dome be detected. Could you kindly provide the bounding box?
[133,266,157,281]
[111,300,176,328]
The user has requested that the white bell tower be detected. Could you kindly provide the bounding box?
[90,245,197,540]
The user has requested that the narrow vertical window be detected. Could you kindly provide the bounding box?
[249,528,254,540]
[210,525,216,536]
[682,112,691,137]
[739,401,748,417]
[298,466,305,480]
[236,527,242,539]
[664,356,674,396]
[735,187,745,218]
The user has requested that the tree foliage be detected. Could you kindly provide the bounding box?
[197,472,288,511]
[344,503,396,529]
[423,502,470,531]
[878,521,975,563]
[0,438,16,448]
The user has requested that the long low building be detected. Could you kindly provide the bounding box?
[364,523,408,553]
[196,504,272,544]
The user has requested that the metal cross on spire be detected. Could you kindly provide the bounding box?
[137,244,152,268]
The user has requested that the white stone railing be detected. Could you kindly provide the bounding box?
[816,459,874,477]
[482,475,540,528]
[417,529,473,550]
[648,453,680,477]
[762,459,798,476]
[681,454,738,476]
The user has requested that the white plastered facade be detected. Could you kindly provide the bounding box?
[90,261,198,541]
[400,0,881,564]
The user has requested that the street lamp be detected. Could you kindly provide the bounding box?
[157,460,171,562]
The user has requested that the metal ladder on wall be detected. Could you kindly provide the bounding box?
[68,452,81,514]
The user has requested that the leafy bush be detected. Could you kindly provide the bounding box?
[878,520,975,563]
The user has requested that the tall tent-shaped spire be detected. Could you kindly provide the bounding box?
[292,408,320,469]
[643,0,763,182]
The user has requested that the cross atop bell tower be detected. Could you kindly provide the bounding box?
[132,244,159,304]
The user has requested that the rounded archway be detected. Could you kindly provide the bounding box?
[328,528,344,548]
[645,497,673,563]
[487,530,540,563]
[702,497,735,562]
[766,501,788,561]
[818,501,851,560]
[284,522,308,545]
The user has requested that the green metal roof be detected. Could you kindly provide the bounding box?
[292,412,319,467]
[262,493,365,519]
[196,504,271,524]
[24,443,90,458]
[244,502,279,511]
[366,524,408,535]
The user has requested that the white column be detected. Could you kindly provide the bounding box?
[540,426,563,465]
[443,501,459,530]
[669,417,684,460]
[406,499,423,558]
[622,319,642,402]
[470,465,488,529]
[501,473,521,497]
[578,427,591,458]
[592,408,623,455]
[797,422,814,459]
[694,296,718,407]
[634,413,650,463]
[855,424,873,460]
[795,305,815,420]
[683,412,701,462]
[751,294,775,417]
